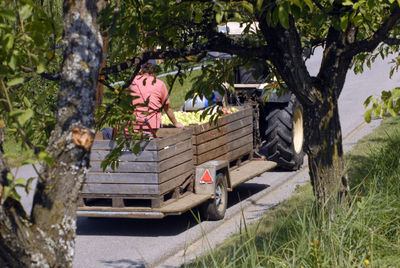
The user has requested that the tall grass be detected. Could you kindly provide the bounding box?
[188,117,400,267]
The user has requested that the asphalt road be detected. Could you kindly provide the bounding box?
[14,47,400,268]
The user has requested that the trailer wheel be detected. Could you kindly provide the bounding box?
[200,173,228,220]
[262,95,304,170]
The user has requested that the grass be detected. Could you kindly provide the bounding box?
[187,116,400,267]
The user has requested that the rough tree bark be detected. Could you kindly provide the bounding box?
[0,0,102,266]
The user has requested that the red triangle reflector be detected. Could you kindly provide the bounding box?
[201,170,213,183]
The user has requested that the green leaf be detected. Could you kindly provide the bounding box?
[278,6,289,29]
[23,96,31,108]
[9,189,21,201]
[7,77,24,87]
[133,141,141,155]
[2,186,11,201]
[394,99,400,114]
[10,108,34,126]
[0,8,16,21]
[289,0,303,9]
[342,0,353,6]
[272,7,279,25]
[8,55,17,71]
[4,33,14,51]
[364,95,373,108]
[241,2,254,13]
[381,90,392,101]
[367,0,374,9]
[215,11,223,24]
[15,178,25,185]
[256,0,264,11]
[6,172,14,183]
[19,5,33,21]
[340,14,348,31]
[374,105,381,117]
[25,177,35,194]
[21,158,36,165]
[364,108,372,123]
[303,0,313,10]
[37,63,45,74]
[129,24,138,43]
[37,151,54,165]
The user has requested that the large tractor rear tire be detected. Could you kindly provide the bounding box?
[262,95,304,170]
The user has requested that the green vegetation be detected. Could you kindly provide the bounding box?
[188,117,400,267]
[159,69,202,110]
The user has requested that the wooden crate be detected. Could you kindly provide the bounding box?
[82,128,194,208]
[190,106,254,166]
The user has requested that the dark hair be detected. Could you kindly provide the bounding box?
[141,59,157,74]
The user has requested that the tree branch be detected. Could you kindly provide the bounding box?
[348,7,400,55]
[102,37,270,75]
[383,37,400,46]
[20,66,60,81]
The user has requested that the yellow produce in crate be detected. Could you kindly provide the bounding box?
[161,107,239,126]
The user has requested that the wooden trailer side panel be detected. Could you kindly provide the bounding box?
[191,106,254,166]
[82,128,194,208]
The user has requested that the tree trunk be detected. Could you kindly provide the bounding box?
[0,0,102,266]
[258,17,352,213]
[303,90,350,212]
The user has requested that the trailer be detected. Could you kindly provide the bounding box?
[77,106,276,220]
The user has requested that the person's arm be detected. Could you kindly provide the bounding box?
[164,103,184,128]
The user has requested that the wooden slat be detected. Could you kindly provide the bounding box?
[86,160,193,184]
[156,193,211,213]
[82,183,161,195]
[86,172,160,184]
[194,144,228,165]
[158,149,193,173]
[81,193,159,199]
[90,139,192,162]
[193,135,251,165]
[156,128,191,138]
[81,171,192,195]
[159,171,193,194]
[158,139,193,161]
[89,161,159,173]
[226,124,253,142]
[92,139,158,151]
[189,106,252,134]
[89,148,193,173]
[193,118,251,145]
[229,160,277,188]
[226,134,253,152]
[92,128,192,151]
[90,150,158,162]
[225,143,253,162]
[153,128,192,150]
[194,125,253,155]
[158,160,193,183]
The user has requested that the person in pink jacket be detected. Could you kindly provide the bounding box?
[129,60,183,133]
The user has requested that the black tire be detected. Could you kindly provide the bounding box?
[200,173,228,220]
[262,95,304,170]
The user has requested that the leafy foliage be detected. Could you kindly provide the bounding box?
[364,87,400,122]
[0,0,62,202]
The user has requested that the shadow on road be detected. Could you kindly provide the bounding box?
[76,182,270,237]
